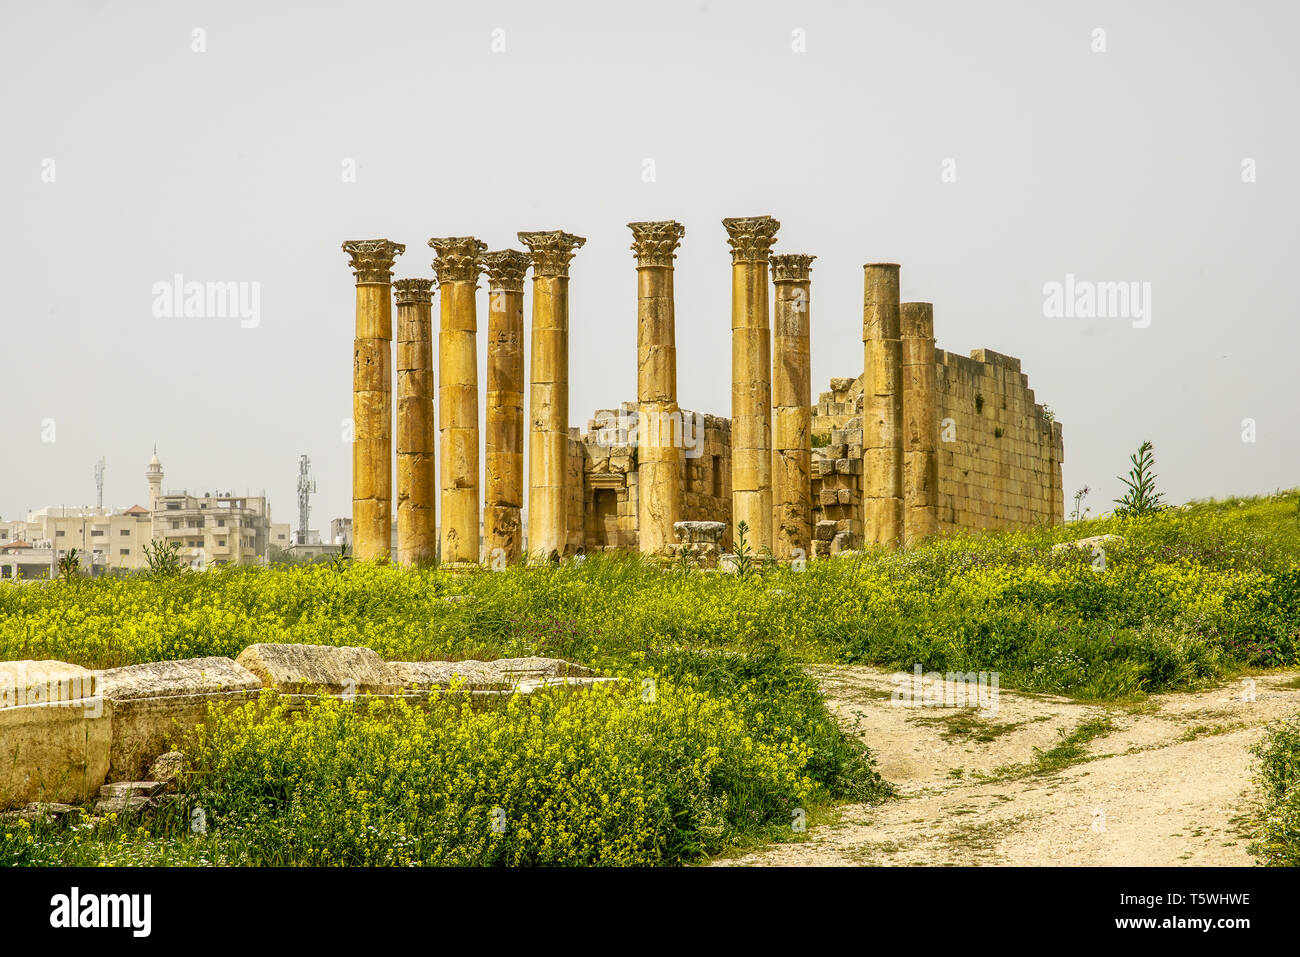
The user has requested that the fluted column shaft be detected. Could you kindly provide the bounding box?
[771,254,815,560]
[394,279,436,566]
[723,215,780,552]
[520,230,586,560]
[629,221,686,556]
[862,263,904,548]
[901,301,939,546]
[343,239,405,562]
[483,250,530,566]
[430,237,486,565]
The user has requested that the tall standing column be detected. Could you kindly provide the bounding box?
[482,250,530,566]
[519,229,586,561]
[342,239,405,562]
[862,263,904,548]
[394,278,436,566]
[771,253,815,561]
[429,237,486,565]
[901,301,939,546]
[628,220,686,556]
[723,215,780,552]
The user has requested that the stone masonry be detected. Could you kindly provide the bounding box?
[344,220,1064,563]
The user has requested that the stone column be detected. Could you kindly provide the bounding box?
[393,279,436,566]
[862,263,904,548]
[482,249,530,566]
[429,237,486,565]
[342,239,405,562]
[723,216,779,552]
[628,220,686,556]
[771,253,815,561]
[519,229,586,560]
[901,301,939,546]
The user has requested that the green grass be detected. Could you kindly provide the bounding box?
[3,488,1298,866]
[3,489,1296,701]
[1,644,891,867]
[989,717,1116,779]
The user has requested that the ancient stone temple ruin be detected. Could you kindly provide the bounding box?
[342,218,1063,565]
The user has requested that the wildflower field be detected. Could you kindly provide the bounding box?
[2,490,1298,865]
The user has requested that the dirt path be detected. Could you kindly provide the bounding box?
[720,667,1300,866]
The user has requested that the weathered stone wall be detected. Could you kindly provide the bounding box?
[809,378,864,556]
[933,348,1064,531]
[809,347,1063,540]
[577,404,732,553]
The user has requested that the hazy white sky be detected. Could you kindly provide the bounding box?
[1,0,1295,528]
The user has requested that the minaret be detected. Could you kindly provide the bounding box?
[146,447,163,513]
[146,447,163,542]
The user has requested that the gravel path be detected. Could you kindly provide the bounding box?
[719,667,1300,866]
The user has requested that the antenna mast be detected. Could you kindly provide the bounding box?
[94,457,106,509]
[296,455,316,545]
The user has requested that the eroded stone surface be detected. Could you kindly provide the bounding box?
[673,521,726,544]
[0,694,112,808]
[97,657,261,700]
[0,659,98,709]
[386,656,596,690]
[148,752,185,790]
[236,643,399,695]
[1051,534,1126,553]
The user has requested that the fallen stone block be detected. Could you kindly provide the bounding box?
[0,659,98,709]
[0,802,83,825]
[93,782,185,821]
[97,656,260,700]
[386,660,510,691]
[386,657,596,691]
[673,520,726,545]
[236,643,400,696]
[1050,534,1125,554]
[97,657,263,783]
[0,659,110,810]
[513,676,621,695]
[148,751,185,791]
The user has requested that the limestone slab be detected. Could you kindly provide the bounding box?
[235,643,400,695]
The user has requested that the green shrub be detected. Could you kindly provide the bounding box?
[1250,716,1300,866]
[173,673,839,866]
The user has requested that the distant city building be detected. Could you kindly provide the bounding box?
[271,523,292,550]
[0,450,280,579]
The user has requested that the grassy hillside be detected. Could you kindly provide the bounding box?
[3,489,1297,701]
[3,489,1297,866]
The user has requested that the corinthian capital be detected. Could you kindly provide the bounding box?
[518,230,586,278]
[428,237,487,285]
[342,239,406,283]
[481,249,532,292]
[722,216,780,264]
[627,220,686,268]
[770,253,816,283]
[392,278,434,304]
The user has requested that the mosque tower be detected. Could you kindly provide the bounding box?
[146,447,163,513]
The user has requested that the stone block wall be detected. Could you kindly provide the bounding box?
[934,348,1064,531]
[577,404,732,553]
[809,378,865,555]
[808,346,1063,543]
